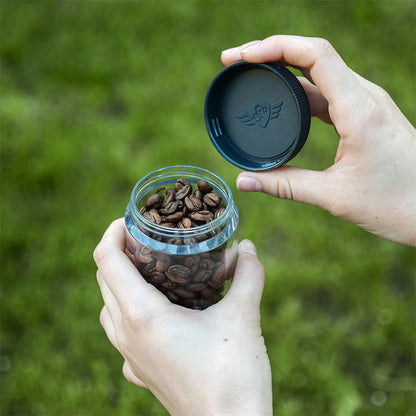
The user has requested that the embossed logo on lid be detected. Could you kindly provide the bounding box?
[236,100,283,128]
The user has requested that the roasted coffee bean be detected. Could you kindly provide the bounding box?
[165,291,179,303]
[137,247,154,264]
[143,262,157,279]
[192,189,202,200]
[160,280,177,290]
[200,286,218,299]
[143,209,162,224]
[189,210,214,223]
[155,255,170,272]
[214,207,226,219]
[167,237,182,245]
[166,211,183,223]
[183,237,198,245]
[145,193,164,209]
[200,258,215,269]
[185,195,203,212]
[177,217,192,229]
[184,255,200,267]
[203,192,221,207]
[208,264,227,288]
[197,180,213,193]
[175,178,190,191]
[187,282,207,292]
[139,206,147,215]
[166,264,191,283]
[160,222,176,228]
[162,188,176,206]
[172,287,196,299]
[159,201,178,215]
[192,269,211,282]
[150,272,166,284]
[175,184,192,200]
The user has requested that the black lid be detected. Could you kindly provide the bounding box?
[204,62,311,171]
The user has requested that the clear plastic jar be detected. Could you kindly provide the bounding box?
[125,165,239,309]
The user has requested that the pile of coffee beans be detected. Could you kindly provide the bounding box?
[126,178,235,309]
[139,179,226,236]
[126,242,233,309]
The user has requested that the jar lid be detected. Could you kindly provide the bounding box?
[204,61,311,171]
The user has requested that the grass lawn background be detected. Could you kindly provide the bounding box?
[1,1,415,415]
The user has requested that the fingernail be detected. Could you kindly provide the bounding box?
[237,176,262,192]
[240,239,257,256]
[241,41,261,53]
[221,46,239,55]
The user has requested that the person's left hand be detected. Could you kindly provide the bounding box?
[94,219,272,416]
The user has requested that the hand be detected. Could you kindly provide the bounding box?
[94,219,273,416]
[222,35,416,246]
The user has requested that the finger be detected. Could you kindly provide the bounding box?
[224,240,265,311]
[100,306,119,350]
[221,40,261,65]
[224,35,360,107]
[97,270,122,324]
[122,360,149,389]
[93,219,166,310]
[297,77,331,124]
[236,166,334,212]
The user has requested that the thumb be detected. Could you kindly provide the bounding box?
[225,240,265,311]
[236,166,333,211]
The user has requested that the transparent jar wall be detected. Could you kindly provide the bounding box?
[125,165,239,310]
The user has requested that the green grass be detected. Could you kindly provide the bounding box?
[1,1,415,415]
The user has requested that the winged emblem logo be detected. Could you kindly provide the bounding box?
[235,100,283,128]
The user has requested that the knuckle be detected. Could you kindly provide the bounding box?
[93,242,108,266]
[311,37,338,58]
[274,178,294,200]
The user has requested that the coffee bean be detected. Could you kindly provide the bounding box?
[200,287,217,299]
[143,209,161,224]
[214,207,226,219]
[177,217,192,229]
[193,189,202,200]
[137,247,154,264]
[145,193,164,209]
[189,211,214,223]
[166,211,183,223]
[172,287,196,299]
[166,264,191,284]
[200,258,215,269]
[175,178,190,191]
[186,282,207,292]
[175,184,192,200]
[159,201,178,215]
[150,272,166,284]
[162,188,176,206]
[192,269,211,282]
[167,237,182,245]
[197,180,213,193]
[165,291,179,303]
[160,222,176,228]
[184,255,200,267]
[160,280,177,290]
[203,193,221,208]
[185,195,203,212]
[155,255,170,272]
[208,264,227,288]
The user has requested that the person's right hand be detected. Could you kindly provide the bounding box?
[221,35,416,246]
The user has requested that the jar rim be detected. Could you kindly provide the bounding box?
[129,165,234,238]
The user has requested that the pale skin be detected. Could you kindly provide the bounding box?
[95,36,415,416]
[223,35,416,247]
